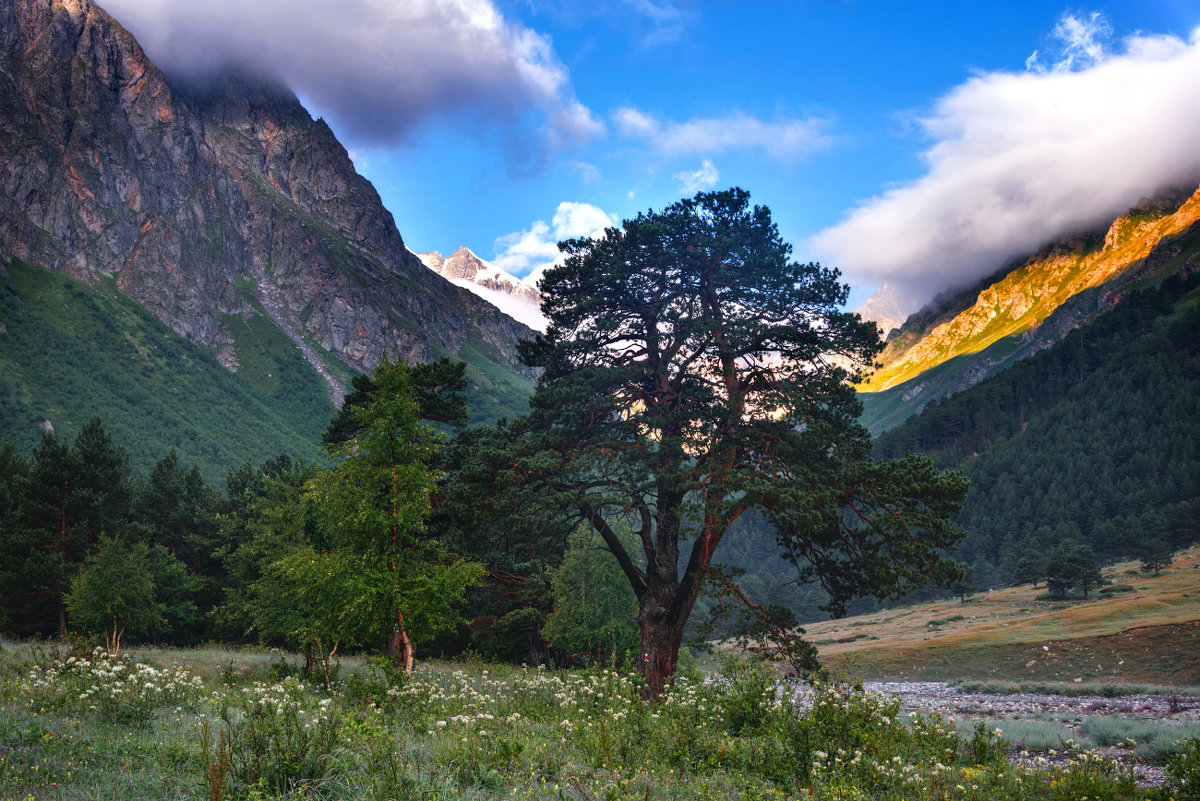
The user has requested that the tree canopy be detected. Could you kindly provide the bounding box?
[492,188,968,695]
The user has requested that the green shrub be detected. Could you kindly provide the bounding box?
[962,719,1008,767]
[716,657,779,736]
[1167,735,1200,800]
[221,677,341,795]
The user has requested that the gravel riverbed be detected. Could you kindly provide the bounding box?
[856,681,1200,786]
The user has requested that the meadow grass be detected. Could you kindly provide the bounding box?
[806,548,1200,684]
[1,640,1197,801]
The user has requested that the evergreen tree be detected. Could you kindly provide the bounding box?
[131,451,220,569]
[69,417,132,546]
[950,564,977,603]
[322,357,469,446]
[1138,538,1174,576]
[214,463,315,645]
[1013,551,1048,588]
[492,189,968,696]
[1045,543,1102,598]
[0,443,30,633]
[15,432,85,636]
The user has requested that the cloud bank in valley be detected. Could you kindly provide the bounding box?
[100,0,600,150]
[813,16,1200,312]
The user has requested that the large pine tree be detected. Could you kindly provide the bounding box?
[504,189,968,696]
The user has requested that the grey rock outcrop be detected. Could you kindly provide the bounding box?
[0,0,534,403]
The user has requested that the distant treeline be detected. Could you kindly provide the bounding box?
[0,418,285,642]
[874,271,1200,588]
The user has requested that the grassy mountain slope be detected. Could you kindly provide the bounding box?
[448,342,534,427]
[806,548,1200,684]
[0,258,332,482]
[0,258,535,481]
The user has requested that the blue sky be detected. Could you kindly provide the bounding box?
[105,0,1200,312]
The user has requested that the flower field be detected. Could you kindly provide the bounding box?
[0,641,1196,800]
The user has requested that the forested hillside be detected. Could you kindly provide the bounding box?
[874,271,1200,586]
[0,258,331,481]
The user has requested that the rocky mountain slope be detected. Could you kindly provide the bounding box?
[0,0,534,418]
[859,185,1200,431]
[417,247,545,330]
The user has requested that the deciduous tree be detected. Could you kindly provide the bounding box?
[304,359,482,673]
[543,525,640,667]
[65,535,159,655]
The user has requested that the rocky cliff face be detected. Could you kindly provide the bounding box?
[0,0,534,404]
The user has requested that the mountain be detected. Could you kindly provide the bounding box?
[417,247,545,331]
[854,284,907,340]
[0,0,534,470]
[872,269,1200,588]
[858,185,1200,432]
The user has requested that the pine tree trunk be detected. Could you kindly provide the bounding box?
[634,579,691,699]
[400,628,414,675]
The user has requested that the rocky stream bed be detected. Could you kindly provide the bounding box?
[858,681,1200,786]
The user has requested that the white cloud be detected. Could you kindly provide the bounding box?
[813,16,1200,313]
[615,107,831,159]
[674,159,719,194]
[492,221,559,277]
[1027,12,1112,73]
[492,201,618,286]
[445,278,548,332]
[624,0,686,46]
[100,0,600,150]
[614,107,660,138]
[572,160,601,183]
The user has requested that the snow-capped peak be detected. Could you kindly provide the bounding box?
[418,246,546,331]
